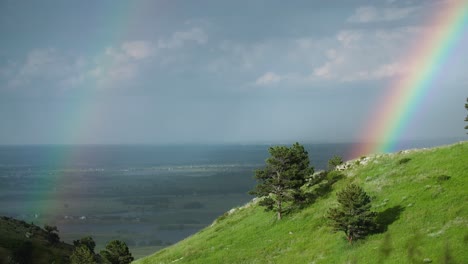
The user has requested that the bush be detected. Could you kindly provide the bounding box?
[398,158,411,165]
[436,175,451,182]
[328,155,344,170]
[73,236,96,254]
[43,225,60,244]
[70,246,96,264]
[100,240,134,264]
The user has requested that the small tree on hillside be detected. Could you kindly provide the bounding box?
[70,245,96,264]
[328,155,344,170]
[73,236,96,254]
[250,142,314,220]
[327,184,376,243]
[100,240,134,264]
[44,225,60,244]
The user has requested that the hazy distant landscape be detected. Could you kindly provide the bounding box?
[0,143,347,258]
[0,139,462,258]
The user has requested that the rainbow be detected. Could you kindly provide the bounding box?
[351,1,468,158]
[30,1,151,224]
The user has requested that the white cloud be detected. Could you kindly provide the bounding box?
[121,41,154,60]
[158,27,207,49]
[308,26,423,82]
[88,28,207,88]
[0,26,209,91]
[5,48,80,89]
[342,62,406,82]
[313,63,332,78]
[348,6,419,23]
[255,72,282,86]
[336,31,362,47]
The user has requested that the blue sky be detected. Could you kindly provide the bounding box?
[0,0,467,144]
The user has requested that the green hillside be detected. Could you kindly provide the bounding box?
[135,141,468,264]
[0,217,74,263]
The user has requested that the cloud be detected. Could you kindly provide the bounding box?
[88,43,150,88]
[158,27,207,49]
[5,49,84,89]
[238,24,426,87]
[0,25,209,92]
[88,28,207,88]
[347,6,419,23]
[336,31,362,47]
[255,72,282,86]
[313,63,332,79]
[121,41,154,59]
[310,27,417,82]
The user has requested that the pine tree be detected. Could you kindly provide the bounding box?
[328,155,344,170]
[70,245,96,264]
[43,225,60,244]
[250,142,314,220]
[73,236,96,254]
[327,184,376,243]
[100,240,134,264]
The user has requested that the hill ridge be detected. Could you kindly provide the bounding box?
[135,141,468,264]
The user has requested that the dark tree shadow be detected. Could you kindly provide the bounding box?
[374,205,405,233]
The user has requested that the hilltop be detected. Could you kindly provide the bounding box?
[0,217,74,263]
[135,141,468,263]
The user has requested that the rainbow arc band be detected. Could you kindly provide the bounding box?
[351,1,468,157]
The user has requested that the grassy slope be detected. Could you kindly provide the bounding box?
[0,217,74,263]
[136,142,468,264]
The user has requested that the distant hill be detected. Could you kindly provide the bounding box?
[135,141,468,263]
[0,217,73,263]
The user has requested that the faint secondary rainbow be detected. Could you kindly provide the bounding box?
[351,1,468,158]
[29,1,154,224]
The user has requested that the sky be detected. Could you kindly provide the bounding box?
[0,0,467,145]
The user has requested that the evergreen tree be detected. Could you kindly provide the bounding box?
[43,225,60,244]
[70,245,96,264]
[327,184,376,243]
[328,155,344,170]
[100,240,134,264]
[250,142,314,220]
[73,236,96,254]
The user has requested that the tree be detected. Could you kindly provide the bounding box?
[327,184,376,243]
[328,155,344,170]
[465,97,468,133]
[250,142,314,220]
[70,245,96,264]
[100,240,134,264]
[73,236,96,254]
[43,225,60,244]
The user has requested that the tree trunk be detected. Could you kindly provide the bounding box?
[277,198,282,220]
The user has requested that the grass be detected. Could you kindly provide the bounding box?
[0,217,74,263]
[135,141,468,264]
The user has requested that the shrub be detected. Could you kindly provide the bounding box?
[398,158,411,165]
[328,155,344,170]
[70,245,96,264]
[436,175,451,182]
[100,240,134,264]
[43,225,60,244]
[73,236,96,254]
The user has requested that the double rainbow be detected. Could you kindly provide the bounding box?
[351,1,468,157]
